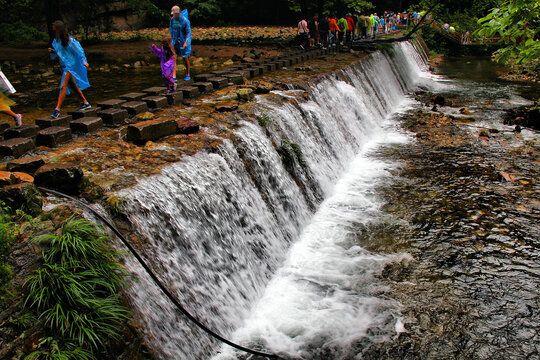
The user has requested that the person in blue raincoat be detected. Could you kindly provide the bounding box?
[48,20,91,119]
[169,5,192,81]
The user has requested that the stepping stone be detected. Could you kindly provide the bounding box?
[70,117,104,134]
[194,74,215,82]
[119,92,147,101]
[192,82,213,93]
[165,91,184,106]
[142,87,167,96]
[97,99,126,109]
[223,74,244,85]
[208,77,228,89]
[68,107,98,120]
[127,118,177,143]
[247,68,259,78]
[121,101,149,116]
[178,87,199,99]
[0,138,35,157]
[212,70,229,77]
[0,122,10,136]
[254,66,266,75]
[35,115,72,129]
[36,127,72,147]
[4,125,39,140]
[176,119,199,135]
[265,63,277,72]
[97,108,128,126]
[177,78,194,87]
[142,96,168,109]
[233,70,251,79]
[6,156,45,175]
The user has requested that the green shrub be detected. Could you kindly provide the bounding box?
[25,216,128,359]
[0,21,48,46]
[257,115,272,127]
[0,203,17,304]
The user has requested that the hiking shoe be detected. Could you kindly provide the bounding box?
[76,102,91,111]
[173,77,177,83]
[183,75,191,81]
[15,114,22,127]
[50,109,60,118]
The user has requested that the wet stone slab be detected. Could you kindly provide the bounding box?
[97,108,128,126]
[35,115,72,129]
[36,127,72,147]
[121,101,149,116]
[119,92,147,101]
[67,107,98,120]
[0,138,35,157]
[4,125,39,140]
[208,77,228,89]
[142,87,168,96]
[70,117,104,134]
[6,156,46,175]
[127,118,178,143]
[97,99,126,109]
[142,96,168,109]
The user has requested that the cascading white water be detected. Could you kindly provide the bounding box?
[118,41,430,359]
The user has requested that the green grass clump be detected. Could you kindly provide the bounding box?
[257,115,272,128]
[25,216,128,360]
[0,204,17,304]
[277,139,306,171]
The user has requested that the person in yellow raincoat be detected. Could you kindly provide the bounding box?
[0,65,22,127]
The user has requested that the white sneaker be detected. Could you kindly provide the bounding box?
[15,114,22,127]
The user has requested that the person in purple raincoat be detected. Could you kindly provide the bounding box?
[150,37,177,93]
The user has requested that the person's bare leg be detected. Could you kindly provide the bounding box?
[68,76,88,104]
[183,57,190,77]
[1,109,17,119]
[55,72,71,110]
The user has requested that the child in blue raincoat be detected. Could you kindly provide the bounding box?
[48,20,91,119]
[169,5,192,81]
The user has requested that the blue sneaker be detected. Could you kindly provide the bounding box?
[76,102,91,111]
[184,75,191,81]
[50,109,60,118]
[173,77,177,82]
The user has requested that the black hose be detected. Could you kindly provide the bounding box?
[38,187,282,360]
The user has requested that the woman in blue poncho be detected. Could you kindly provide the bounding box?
[169,5,192,81]
[48,20,91,119]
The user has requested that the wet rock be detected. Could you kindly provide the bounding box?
[499,171,517,183]
[488,128,499,134]
[0,171,12,186]
[0,183,42,215]
[121,101,149,116]
[478,129,489,137]
[70,117,104,134]
[12,172,34,183]
[98,108,128,126]
[178,86,200,99]
[460,108,472,115]
[176,119,200,135]
[215,102,238,112]
[119,92,147,101]
[256,81,274,94]
[36,127,72,147]
[208,77,228,89]
[142,87,167,96]
[0,138,35,157]
[513,125,522,133]
[35,115,72,129]
[6,156,45,175]
[192,82,213,93]
[127,119,178,143]
[433,95,446,107]
[4,124,39,140]
[142,96,168,109]
[137,112,155,120]
[194,74,214,82]
[97,99,126,109]
[34,163,83,195]
[237,88,254,101]
[165,91,184,106]
[67,107,98,120]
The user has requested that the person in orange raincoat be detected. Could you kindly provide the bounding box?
[329,15,340,45]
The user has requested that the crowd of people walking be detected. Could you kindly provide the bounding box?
[297,11,424,48]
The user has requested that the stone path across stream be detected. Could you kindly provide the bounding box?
[0,47,332,159]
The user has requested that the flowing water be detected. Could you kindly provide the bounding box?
[117,42,539,359]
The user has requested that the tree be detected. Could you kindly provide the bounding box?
[477,0,540,65]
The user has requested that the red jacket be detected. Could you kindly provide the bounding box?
[329,18,340,33]
[346,16,355,31]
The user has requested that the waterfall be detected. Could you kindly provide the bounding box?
[118,41,429,359]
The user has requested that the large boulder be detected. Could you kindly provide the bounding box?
[6,156,46,175]
[33,163,83,195]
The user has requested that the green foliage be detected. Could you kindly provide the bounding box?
[277,139,306,171]
[287,0,374,15]
[477,0,540,65]
[257,115,272,127]
[0,203,17,303]
[25,216,128,359]
[0,21,48,45]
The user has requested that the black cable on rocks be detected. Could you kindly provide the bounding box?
[38,187,283,360]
